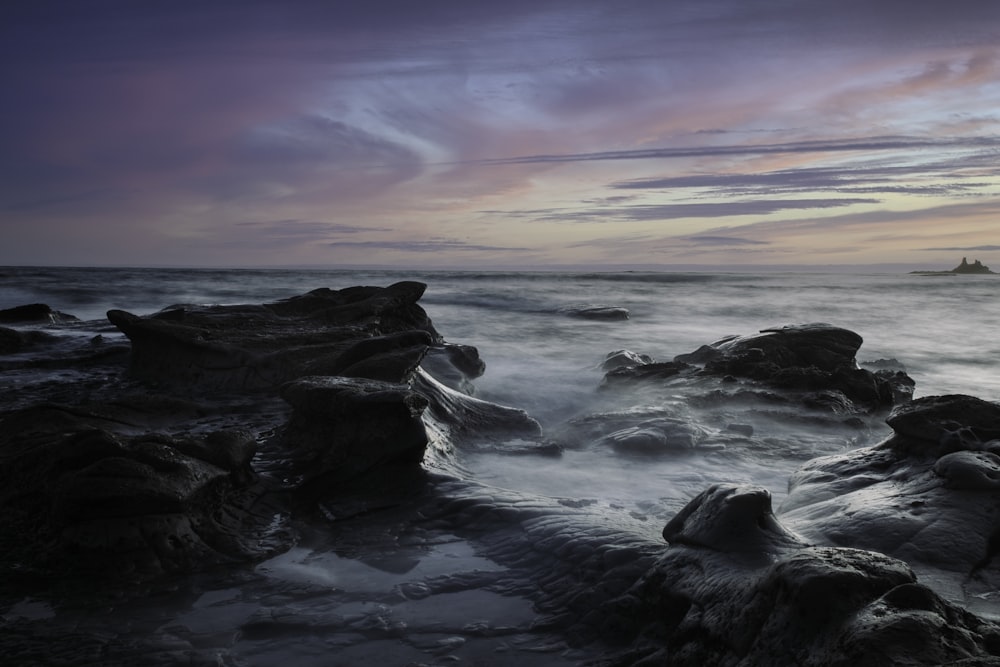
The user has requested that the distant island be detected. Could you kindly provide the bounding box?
[911,257,996,275]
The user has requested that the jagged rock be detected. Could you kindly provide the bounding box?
[952,257,995,274]
[107,281,440,390]
[602,323,913,414]
[0,405,272,576]
[564,324,912,460]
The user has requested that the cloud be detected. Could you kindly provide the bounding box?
[4,0,1000,268]
[610,164,992,198]
[684,235,769,246]
[918,245,1000,252]
[493,197,880,223]
[326,239,532,253]
[234,219,394,239]
[461,135,1000,167]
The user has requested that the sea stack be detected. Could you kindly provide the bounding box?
[952,257,995,274]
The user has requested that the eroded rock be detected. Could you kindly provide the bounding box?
[279,375,430,489]
[0,405,274,576]
[599,483,1000,666]
[605,323,913,415]
[779,394,1000,610]
[108,281,440,390]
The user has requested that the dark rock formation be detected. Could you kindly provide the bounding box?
[5,284,1000,667]
[107,281,440,390]
[414,368,542,447]
[605,323,912,415]
[559,323,914,458]
[912,257,996,275]
[0,404,275,577]
[561,305,631,320]
[600,484,1000,666]
[279,376,430,490]
[0,326,56,354]
[780,394,1000,610]
[952,257,995,274]
[601,349,653,371]
[0,281,539,580]
[0,303,78,324]
[420,342,486,394]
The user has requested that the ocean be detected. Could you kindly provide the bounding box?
[3,266,999,507]
[3,265,999,663]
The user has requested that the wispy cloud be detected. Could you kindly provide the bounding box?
[489,198,880,223]
[459,136,1000,167]
[327,238,532,253]
[684,235,769,246]
[918,245,1000,252]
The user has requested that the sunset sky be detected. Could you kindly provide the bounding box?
[3,0,999,270]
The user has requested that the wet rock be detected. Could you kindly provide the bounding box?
[885,394,1000,448]
[599,483,1000,666]
[604,323,913,414]
[779,395,1000,605]
[561,305,630,320]
[662,484,806,553]
[414,369,542,447]
[602,360,694,386]
[420,343,486,394]
[599,418,706,454]
[601,349,653,372]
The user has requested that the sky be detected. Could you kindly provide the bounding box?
[2,0,1000,271]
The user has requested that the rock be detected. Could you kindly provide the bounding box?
[779,395,1000,607]
[420,343,486,393]
[413,368,542,447]
[0,303,78,324]
[107,281,442,390]
[662,484,807,553]
[561,305,630,320]
[567,323,911,463]
[602,360,694,386]
[885,394,1000,448]
[278,376,430,490]
[0,326,56,354]
[952,257,995,274]
[601,323,912,414]
[599,418,706,454]
[601,349,654,372]
[0,405,272,576]
[598,483,1000,666]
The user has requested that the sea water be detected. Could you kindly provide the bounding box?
[3,266,1000,501]
[3,266,1000,662]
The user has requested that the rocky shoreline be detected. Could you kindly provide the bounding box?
[3,282,1000,665]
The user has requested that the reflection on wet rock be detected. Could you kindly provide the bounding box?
[780,394,1000,613]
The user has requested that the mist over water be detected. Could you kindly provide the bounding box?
[3,266,999,512]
